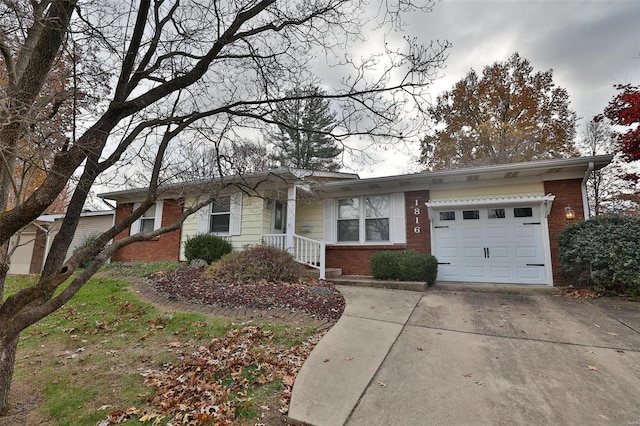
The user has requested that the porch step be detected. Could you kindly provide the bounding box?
[328,275,426,292]
[305,267,343,279]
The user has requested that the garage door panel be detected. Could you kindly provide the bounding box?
[462,228,482,239]
[464,265,485,278]
[436,228,457,240]
[488,246,509,258]
[514,226,538,238]
[433,206,548,285]
[438,265,461,279]
[463,246,485,258]
[515,246,539,259]
[489,266,511,279]
[438,246,458,258]
[486,227,508,239]
[517,266,544,280]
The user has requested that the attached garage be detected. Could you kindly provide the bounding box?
[320,155,614,286]
[428,197,554,285]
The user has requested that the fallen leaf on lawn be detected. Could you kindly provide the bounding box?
[166,341,181,348]
[587,365,599,371]
[98,405,113,411]
[377,382,387,387]
[344,356,354,361]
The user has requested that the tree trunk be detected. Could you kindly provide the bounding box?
[0,337,18,415]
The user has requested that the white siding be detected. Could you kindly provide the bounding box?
[430,182,544,201]
[296,200,324,241]
[49,214,114,263]
[232,195,266,249]
[179,197,200,261]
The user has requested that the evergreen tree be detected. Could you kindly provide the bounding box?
[268,85,343,171]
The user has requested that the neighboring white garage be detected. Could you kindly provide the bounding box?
[428,196,555,285]
[8,210,114,275]
[8,228,38,275]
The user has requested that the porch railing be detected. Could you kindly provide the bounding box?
[262,233,326,280]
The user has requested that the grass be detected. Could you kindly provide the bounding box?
[6,262,319,425]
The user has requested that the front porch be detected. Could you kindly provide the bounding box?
[263,233,327,279]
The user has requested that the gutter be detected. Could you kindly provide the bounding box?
[581,161,595,218]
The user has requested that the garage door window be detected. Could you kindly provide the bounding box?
[439,211,456,221]
[488,208,506,219]
[514,207,533,217]
[463,210,480,220]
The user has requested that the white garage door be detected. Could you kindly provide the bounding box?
[433,205,547,284]
[8,234,36,275]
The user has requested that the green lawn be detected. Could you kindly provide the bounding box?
[5,262,318,425]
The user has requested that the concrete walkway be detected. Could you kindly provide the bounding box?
[288,286,423,426]
[288,285,640,426]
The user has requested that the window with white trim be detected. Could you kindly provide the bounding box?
[197,192,242,236]
[130,201,163,235]
[337,195,390,242]
[140,205,156,232]
[209,198,231,233]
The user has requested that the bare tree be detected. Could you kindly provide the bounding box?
[577,118,638,215]
[0,0,449,413]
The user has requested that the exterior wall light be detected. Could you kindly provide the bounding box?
[565,206,576,220]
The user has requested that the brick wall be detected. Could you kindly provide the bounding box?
[544,179,585,286]
[326,244,406,275]
[112,199,183,262]
[405,190,431,254]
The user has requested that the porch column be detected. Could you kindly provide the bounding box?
[286,186,296,252]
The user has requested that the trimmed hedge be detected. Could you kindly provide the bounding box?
[184,234,232,264]
[206,244,304,283]
[371,250,438,285]
[558,215,640,296]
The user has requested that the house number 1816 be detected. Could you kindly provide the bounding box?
[413,199,421,234]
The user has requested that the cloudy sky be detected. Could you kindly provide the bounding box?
[357,0,640,177]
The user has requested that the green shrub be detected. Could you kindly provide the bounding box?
[207,244,304,283]
[73,233,101,268]
[558,215,640,296]
[371,250,438,285]
[184,234,232,264]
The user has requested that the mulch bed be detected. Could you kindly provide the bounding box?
[143,267,346,323]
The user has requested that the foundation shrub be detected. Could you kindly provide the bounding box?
[184,234,232,264]
[207,244,304,283]
[371,250,438,285]
[558,215,640,296]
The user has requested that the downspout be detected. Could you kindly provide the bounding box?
[581,161,594,219]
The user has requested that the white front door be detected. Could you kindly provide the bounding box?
[432,205,548,284]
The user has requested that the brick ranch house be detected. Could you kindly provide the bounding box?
[99,155,612,286]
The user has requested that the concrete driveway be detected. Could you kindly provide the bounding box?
[289,285,640,425]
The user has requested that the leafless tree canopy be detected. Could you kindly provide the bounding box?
[0,0,449,413]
